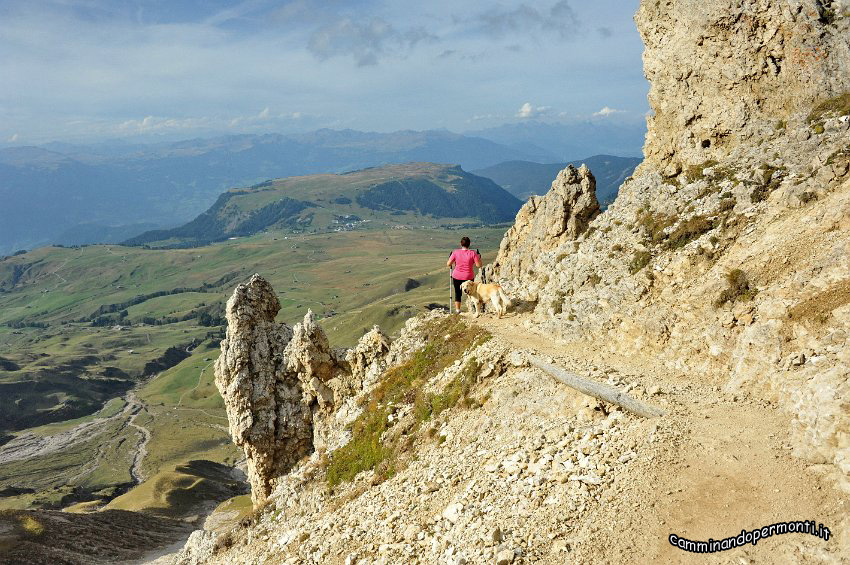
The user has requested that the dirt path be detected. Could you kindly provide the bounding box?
[178,361,213,407]
[473,312,850,563]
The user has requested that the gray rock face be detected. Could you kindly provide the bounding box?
[285,310,349,412]
[215,274,394,506]
[174,530,217,565]
[492,164,599,298]
[636,0,850,170]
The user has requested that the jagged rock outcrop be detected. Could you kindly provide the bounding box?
[215,274,394,505]
[345,325,392,390]
[174,530,218,565]
[491,164,599,300]
[215,274,306,506]
[284,310,349,412]
[637,0,850,171]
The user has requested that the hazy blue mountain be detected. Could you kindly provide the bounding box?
[467,120,646,162]
[0,130,554,255]
[472,155,643,205]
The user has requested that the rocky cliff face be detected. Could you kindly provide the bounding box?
[637,0,850,172]
[491,1,850,489]
[215,274,393,506]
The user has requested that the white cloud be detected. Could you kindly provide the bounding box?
[516,102,551,119]
[467,113,500,122]
[118,115,213,133]
[111,110,311,137]
[593,106,625,117]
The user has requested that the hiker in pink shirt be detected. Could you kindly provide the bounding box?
[446,236,481,314]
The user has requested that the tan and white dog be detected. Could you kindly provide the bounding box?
[460,280,511,318]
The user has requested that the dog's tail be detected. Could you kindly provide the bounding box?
[498,287,512,309]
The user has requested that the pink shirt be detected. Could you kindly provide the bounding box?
[449,248,480,280]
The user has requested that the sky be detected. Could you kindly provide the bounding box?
[0,0,648,145]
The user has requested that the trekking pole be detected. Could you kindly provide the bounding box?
[448,252,453,313]
[477,249,487,284]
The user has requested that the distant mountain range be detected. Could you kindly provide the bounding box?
[0,123,645,255]
[125,163,522,248]
[467,120,646,162]
[0,130,553,255]
[473,155,642,205]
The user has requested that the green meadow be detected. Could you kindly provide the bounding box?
[0,226,503,515]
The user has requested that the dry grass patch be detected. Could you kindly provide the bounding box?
[750,164,787,203]
[665,215,716,249]
[788,280,850,333]
[629,251,652,274]
[715,269,758,307]
[18,514,44,536]
[684,160,719,183]
[636,207,676,245]
[807,92,850,127]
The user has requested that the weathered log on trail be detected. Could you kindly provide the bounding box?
[529,356,665,418]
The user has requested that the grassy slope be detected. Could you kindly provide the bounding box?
[124,163,519,247]
[0,227,503,514]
